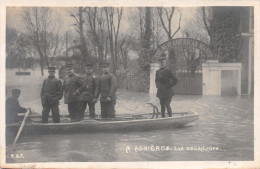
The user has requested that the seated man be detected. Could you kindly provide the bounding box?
[6,89,28,124]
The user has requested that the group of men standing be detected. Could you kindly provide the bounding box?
[6,53,177,124]
[40,62,117,123]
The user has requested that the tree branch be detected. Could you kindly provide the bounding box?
[202,7,212,39]
[71,14,80,26]
[171,12,182,38]
[157,7,170,36]
[163,8,169,20]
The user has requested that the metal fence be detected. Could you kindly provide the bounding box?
[173,63,203,95]
[173,73,202,95]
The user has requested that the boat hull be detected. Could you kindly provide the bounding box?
[6,112,199,138]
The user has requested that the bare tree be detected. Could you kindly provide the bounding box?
[141,7,152,67]
[22,7,63,76]
[6,27,28,69]
[70,7,90,66]
[104,7,123,74]
[86,7,107,70]
[181,8,210,44]
[119,34,133,70]
[157,7,182,71]
[157,7,182,40]
[181,46,201,75]
[202,7,213,44]
[47,32,65,65]
[137,8,145,41]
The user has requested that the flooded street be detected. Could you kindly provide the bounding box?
[6,89,254,162]
[4,4,257,167]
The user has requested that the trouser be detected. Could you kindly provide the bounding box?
[159,96,172,117]
[42,102,60,123]
[68,101,85,122]
[100,100,116,119]
[83,100,96,119]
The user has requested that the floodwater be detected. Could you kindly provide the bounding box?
[5,68,254,162]
[6,91,254,162]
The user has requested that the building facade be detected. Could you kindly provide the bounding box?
[240,7,254,95]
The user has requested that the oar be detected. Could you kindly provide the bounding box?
[13,108,31,145]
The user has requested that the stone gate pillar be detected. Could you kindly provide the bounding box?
[149,63,160,94]
[202,60,242,95]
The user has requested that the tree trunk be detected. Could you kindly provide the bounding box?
[79,7,89,66]
[36,45,45,76]
[97,44,104,72]
[168,49,176,73]
[109,35,115,74]
[138,7,152,92]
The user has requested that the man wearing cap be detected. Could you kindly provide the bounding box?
[96,62,117,118]
[63,63,86,122]
[6,89,28,124]
[155,55,178,118]
[82,63,99,119]
[41,67,63,123]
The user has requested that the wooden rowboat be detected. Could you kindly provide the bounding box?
[6,111,199,139]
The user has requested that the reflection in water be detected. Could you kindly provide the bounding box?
[6,90,253,162]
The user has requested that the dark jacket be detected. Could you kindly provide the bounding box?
[41,76,63,105]
[63,73,86,104]
[82,74,99,101]
[155,67,178,99]
[6,96,27,124]
[97,73,117,102]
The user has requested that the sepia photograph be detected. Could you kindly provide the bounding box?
[0,0,259,168]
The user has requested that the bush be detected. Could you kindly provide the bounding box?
[116,60,150,93]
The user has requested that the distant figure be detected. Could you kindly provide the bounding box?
[59,65,66,80]
[6,89,28,124]
[41,67,63,123]
[155,55,178,118]
[82,63,99,119]
[63,63,86,122]
[97,62,117,119]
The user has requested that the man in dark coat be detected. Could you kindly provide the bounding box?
[41,67,63,123]
[82,63,99,119]
[63,63,86,122]
[155,55,178,117]
[97,62,117,118]
[6,89,28,124]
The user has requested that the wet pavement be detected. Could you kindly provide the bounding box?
[5,69,254,162]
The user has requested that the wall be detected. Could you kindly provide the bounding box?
[202,61,242,96]
[149,63,160,94]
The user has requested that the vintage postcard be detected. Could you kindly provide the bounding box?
[0,0,259,168]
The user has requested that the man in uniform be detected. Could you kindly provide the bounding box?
[63,63,86,122]
[6,89,28,124]
[41,67,63,123]
[97,62,117,119]
[82,63,99,119]
[155,55,178,118]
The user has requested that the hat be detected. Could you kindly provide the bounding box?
[102,62,109,68]
[85,63,93,69]
[12,89,21,95]
[48,67,56,72]
[65,63,74,69]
